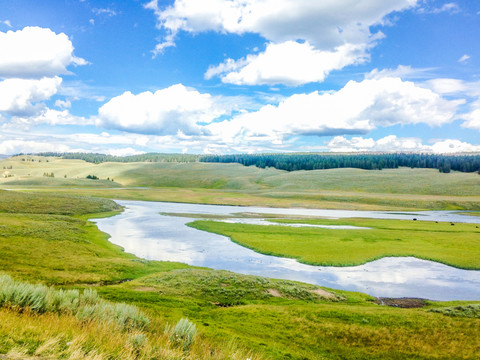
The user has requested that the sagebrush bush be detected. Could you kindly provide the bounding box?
[429,304,480,319]
[166,318,197,351]
[0,275,148,329]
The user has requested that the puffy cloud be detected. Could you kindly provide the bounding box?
[461,104,480,131]
[96,84,226,135]
[147,0,420,85]
[430,139,480,153]
[147,0,418,51]
[328,135,424,152]
[54,99,71,109]
[0,139,72,154]
[23,109,93,126]
[207,77,461,144]
[0,77,61,116]
[206,41,371,86]
[0,27,87,79]
[327,135,480,153]
[147,0,418,84]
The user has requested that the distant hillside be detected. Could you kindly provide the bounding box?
[22,151,480,174]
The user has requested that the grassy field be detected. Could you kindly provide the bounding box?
[2,157,480,359]
[1,190,480,359]
[2,155,480,210]
[188,218,480,269]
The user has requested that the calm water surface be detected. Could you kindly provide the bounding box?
[92,200,480,301]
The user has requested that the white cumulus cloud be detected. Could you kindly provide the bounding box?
[328,135,425,152]
[327,135,480,153]
[147,0,418,51]
[0,77,62,116]
[430,139,480,153]
[97,84,226,135]
[207,77,461,145]
[461,103,480,131]
[206,41,371,86]
[146,0,418,84]
[0,26,87,79]
[0,139,72,155]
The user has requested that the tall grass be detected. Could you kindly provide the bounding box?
[0,275,148,330]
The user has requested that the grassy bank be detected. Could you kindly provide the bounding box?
[2,185,480,358]
[188,218,480,269]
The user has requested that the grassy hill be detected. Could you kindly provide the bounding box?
[1,155,480,210]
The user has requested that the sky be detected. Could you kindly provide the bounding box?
[0,0,480,156]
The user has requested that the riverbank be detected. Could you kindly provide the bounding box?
[2,190,480,359]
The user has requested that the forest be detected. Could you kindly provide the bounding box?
[31,152,480,173]
[200,153,480,173]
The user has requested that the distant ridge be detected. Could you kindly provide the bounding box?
[17,151,480,174]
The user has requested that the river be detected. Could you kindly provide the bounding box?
[91,200,480,301]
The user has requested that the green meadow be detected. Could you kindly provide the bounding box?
[188,218,480,269]
[2,155,480,210]
[1,156,480,359]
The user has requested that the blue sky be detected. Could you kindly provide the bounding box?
[0,0,479,155]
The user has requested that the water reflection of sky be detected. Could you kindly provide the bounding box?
[92,200,480,301]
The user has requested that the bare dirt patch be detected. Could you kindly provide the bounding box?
[267,289,282,297]
[134,286,157,292]
[374,297,427,308]
[310,288,338,299]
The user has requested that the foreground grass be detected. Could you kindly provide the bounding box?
[2,156,480,210]
[99,270,480,360]
[188,218,480,269]
[2,190,480,359]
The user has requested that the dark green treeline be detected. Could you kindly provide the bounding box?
[30,152,480,174]
[200,153,480,173]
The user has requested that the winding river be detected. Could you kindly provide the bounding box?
[92,200,480,301]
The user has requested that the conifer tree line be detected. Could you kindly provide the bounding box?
[34,152,199,164]
[200,153,480,173]
[27,152,480,174]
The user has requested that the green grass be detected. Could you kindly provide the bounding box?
[188,218,480,269]
[0,189,122,216]
[99,270,480,360]
[2,178,480,358]
[0,190,188,285]
[2,155,480,210]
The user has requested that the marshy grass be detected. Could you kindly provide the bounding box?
[188,218,480,269]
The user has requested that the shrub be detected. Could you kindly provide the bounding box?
[429,304,480,319]
[0,275,148,330]
[166,318,197,351]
